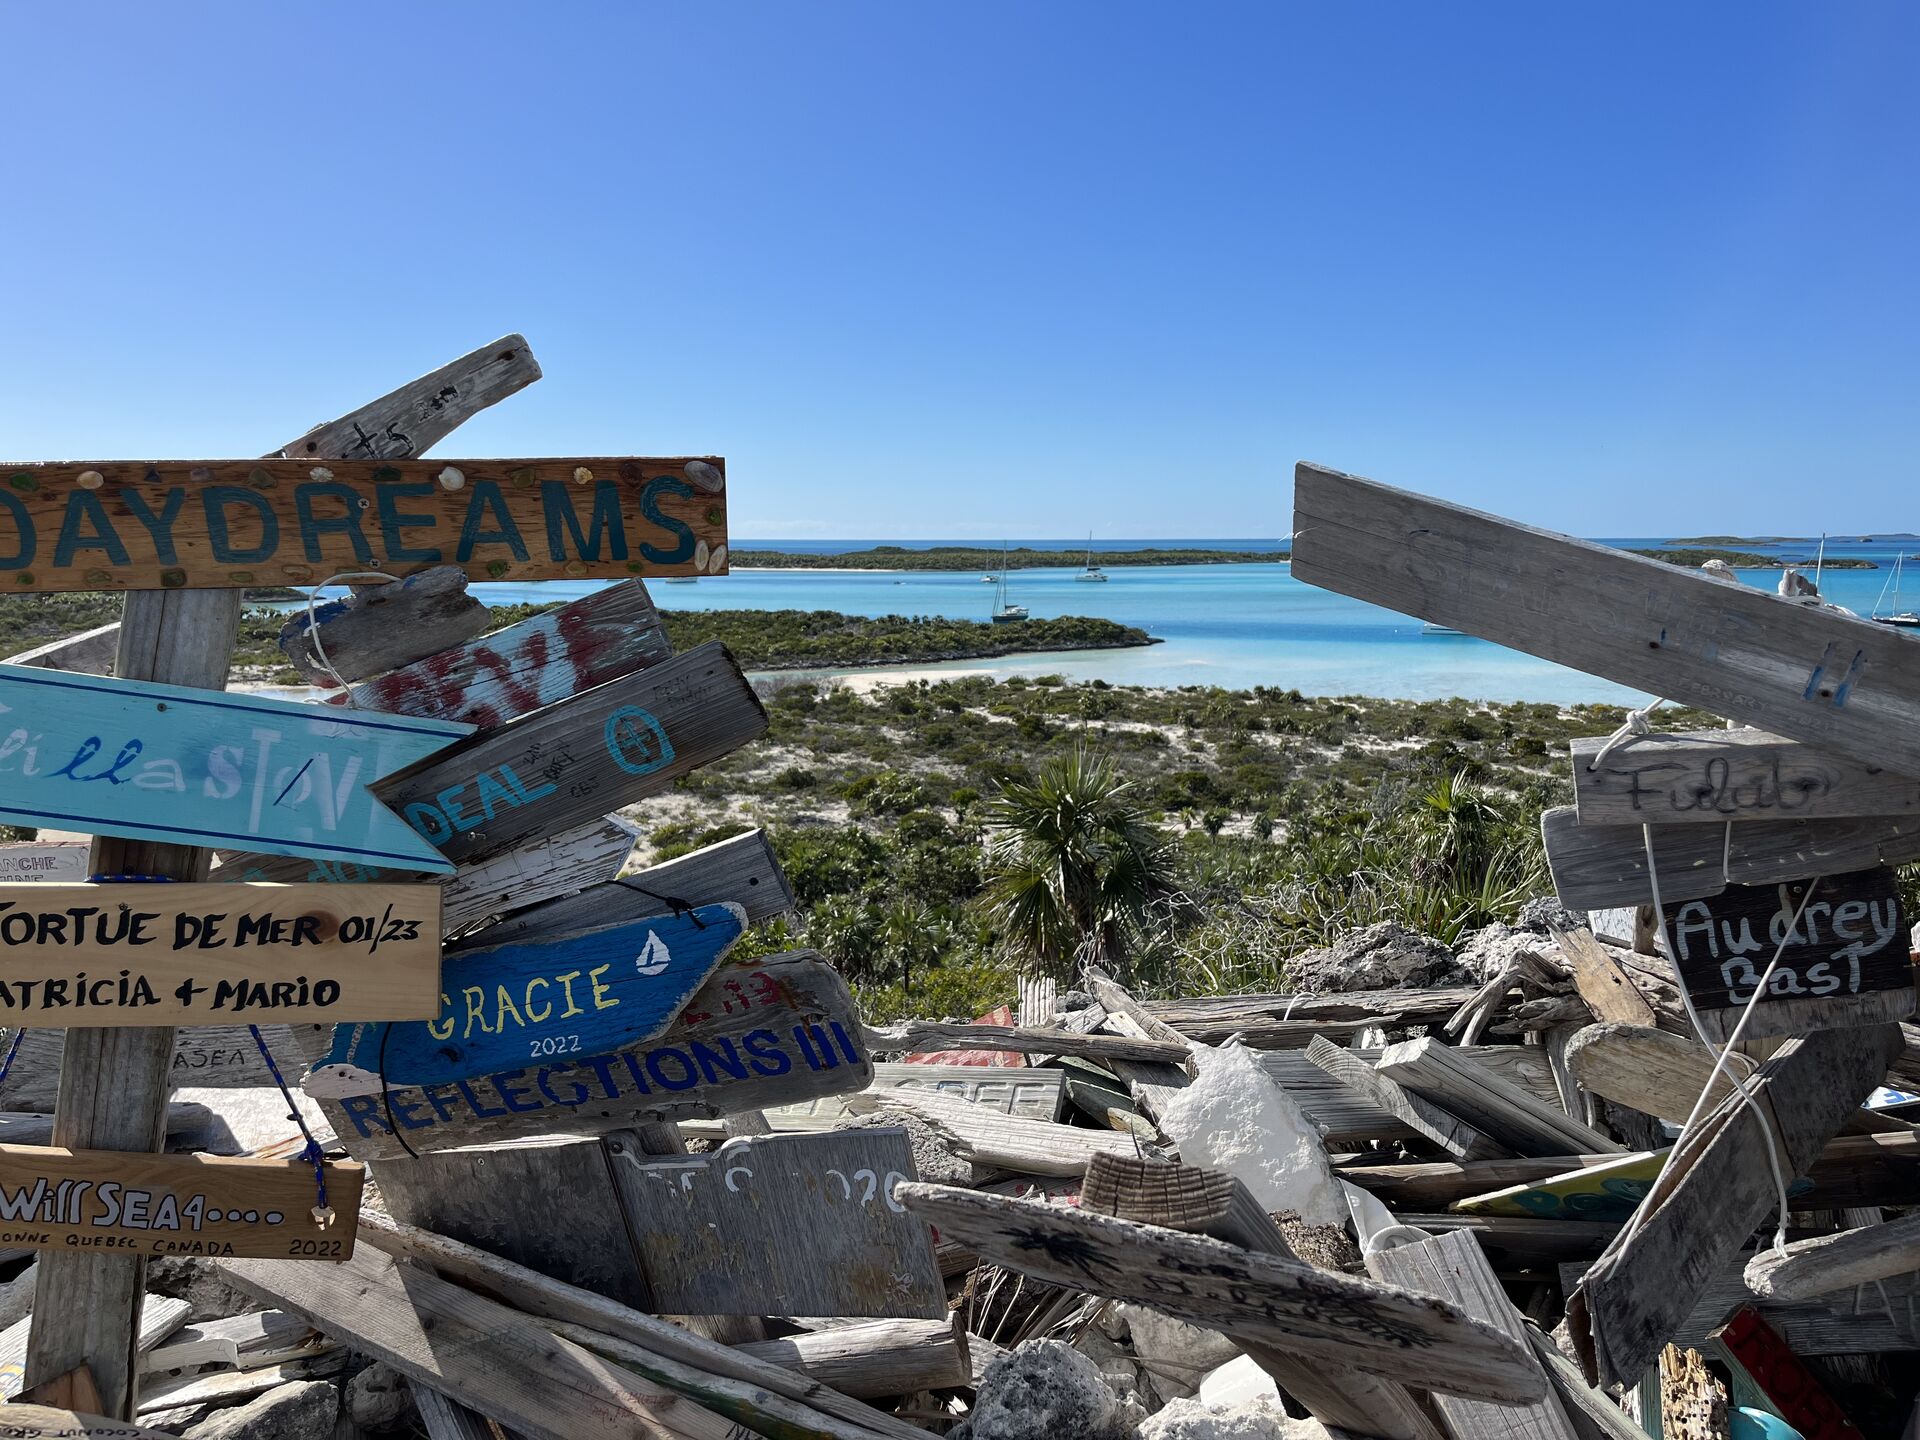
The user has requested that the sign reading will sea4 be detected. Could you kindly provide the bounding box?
[0,664,473,873]
[0,456,727,591]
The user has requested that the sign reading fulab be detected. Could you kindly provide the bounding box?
[0,664,473,873]
[1661,866,1916,1041]
[0,457,727,592]
[0,883,442,1023]
[0,1144,362,1260]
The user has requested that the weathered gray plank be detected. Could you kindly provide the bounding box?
[279,566,491,685]
[4,623,122,675]
[1291,462,1920,776]
[604,1129,945,1319]
[378,640,766,868]
[1304,1036,1511,1160]
[842,1086,1139,1176]
[1743,1209,1920,1302]
[867,1020,1187,1067]
[1262,1045,1564,1142]
[1375,1038,1623,1156]
[1562,1022,1756,1127]
[1144,986,1478,1045]
[0,1296,189,1400]
[1572,728,1920,826]
[734,1319,968,1400]
[760,1062,1066,1131]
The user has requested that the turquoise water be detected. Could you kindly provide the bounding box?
[439,537,1920,705]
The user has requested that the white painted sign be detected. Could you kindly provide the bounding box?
[0,842,89,884]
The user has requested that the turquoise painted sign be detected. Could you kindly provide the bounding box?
[302,901,748,1095]
[0,663,474,874]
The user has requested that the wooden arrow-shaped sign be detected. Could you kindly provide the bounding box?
[302,902,747,1095]
[0,663,473,873]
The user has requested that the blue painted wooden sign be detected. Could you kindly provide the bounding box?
[0,663,474,874]
[301,901,748,1095]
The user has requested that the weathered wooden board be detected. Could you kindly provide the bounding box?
[1453,1150,1670,1220]
[1144,986,1478,1045]
[763,1062,1067,1130]
[219,814,640,936]
[606,1129,945,1319]
[0,1403,179,1437]
[0,882,441,1024]
[0,664,473,873]
[5,622,123,676]
[0,1296,188,1404]
[844,1087,1139,1176]
[896,1181,1546,1404]
[302,902,745,1095]
[278,566,491,685]
[1543,803,1920,911]
[0,457,728,592]
[1304,1035,1512,1160]
[1572,728,1920,826]
[1557,926,1661,1026]
[733,1320,969,1400]
[1661,868,1914,1040]
[378,641,765,868]
[1375,1038,1624,1157]
[343,579,671,727]
[1743,1209,1920,1302]
[0,843,90,885]
[314,950,872,1161]
[1291,463,1920,777]
[453,828,792,946]
[0,1145,361,1260]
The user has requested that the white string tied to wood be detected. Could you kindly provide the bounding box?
[1585,697,1670,772]
[299,570,404,707]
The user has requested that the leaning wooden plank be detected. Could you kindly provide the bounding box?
[1556,927,1660,1027]
[137,1352,350,1419]
[734,1319,968,1400]
[456,829,794,946]
[895,1180,1545,1405]
[354,1210,929,1440]
[1368,1228,1580,1440]
[1743,1210,1920,1302]
[1145,986,1479,1045]
[0,1295,188,1400]
[417,1386,522,1440]
[841,1087,1139,1176]
[1304,1036,1512,1160]
[1524,1330,1647,1440]
[759,1062,1067,1132]
[314,950,872,1162]
[1452,1150,1669,1221]
[1290,463,1920,776]
[141,1309,329,1375]
[377,640,766,868]
[5,623,122,675]
[279,565,490,685]
[1376,1038,1624,1157]
[1563,1023,1759,1127]
[218,1246,742,1440]
[1566,1022,1903,1387]
[1572,728,1920,827]
[865,1020,1189,1067]
[1082,1154,1441,1440]
[344,579,671,726]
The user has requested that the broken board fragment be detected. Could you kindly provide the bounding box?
[278,566,490,685]
[762,1062,1067,1130]
[0,843,89,885]
[1452,1150,1670,1220]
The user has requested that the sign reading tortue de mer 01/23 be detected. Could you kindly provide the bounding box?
[0,457,727,591]
[1660,866,1916,1041]
[0,883,442,1023]
[0,1144,363,1259]
[0,664,474,873]
[302,902,747,1096]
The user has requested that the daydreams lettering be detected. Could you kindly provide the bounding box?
[337,1020,867,1138]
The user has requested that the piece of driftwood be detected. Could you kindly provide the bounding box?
[1572,728,1920,827]
[896,1180,1545,1404]
[457,829,794,947]
[1525,1329,1647,1440]
[141,1309,328,1375]
[279,566,492,685]
[221,1245,748,1440]
[1368,1228,1580,1440]
[604,1129,945,1319]
[841,1087,1140,1176]
[378,641,766,868]
[1541,805,1920,911]
[1260,1046,1565,1143]
[1743,1209,1920,1301]
[1452,1150,1668,1221]
[1376,1038,1624,1157]
[866,1020,1188,1067]
[1081,1154,1441,1440]
[1080,969,1192,1112]
[354,1211,928,1440]
[416,1386,521,1440]
[1658,1344,1728,1440]
[137,1352,352,1426]
[0,1294,188,1400]
[29,340,526,1419]
[5,623,122,675]
[734,1319,968,1399]
[1567,1022,1903,1387]
[1557,928,1660,1026]
[1144,986,1479,1045]
[344,580,670,726]
[762,1063,1067,1131]
[1304,1036,1511,1160]
[315,951,872,1161]
[1709,1307,1865,1440]
[1290,463,1920,776]
[1563,1023,1756,1126]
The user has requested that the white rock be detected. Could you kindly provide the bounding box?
[1155,1043,1344,1225]
[1114,1303,1239,1392]
[185,1379,338,1440]
[1139,1396,1329,1440]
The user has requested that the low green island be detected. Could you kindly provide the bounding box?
[1630,547,1875,569]
[730,545,1285,570]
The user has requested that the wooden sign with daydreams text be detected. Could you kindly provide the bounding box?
[0,883,441,1024]
[0,457,728,591]
[1661,867,1915,1041]
[301,902,746,1095]
[0,1145,362,1260]
[0,664,473,873]
[311,950,873,1162]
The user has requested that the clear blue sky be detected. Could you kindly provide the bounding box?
[2,4,1914,539]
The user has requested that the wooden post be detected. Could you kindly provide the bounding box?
[23,335,540,1418]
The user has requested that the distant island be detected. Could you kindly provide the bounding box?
[659,609,1156,669]
[730,545,1285,571]
[1673,533,1920,544]
[1632,547,1875,570]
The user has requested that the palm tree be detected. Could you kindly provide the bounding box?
[982,748,1175,976]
